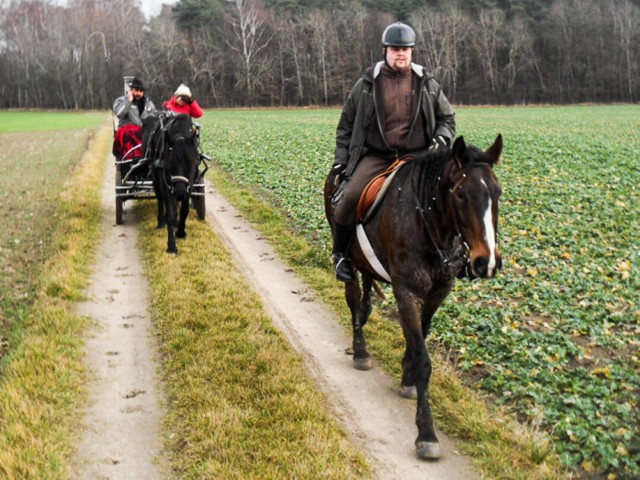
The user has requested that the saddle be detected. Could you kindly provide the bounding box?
[356,158,409,223]
[353,157,410,283]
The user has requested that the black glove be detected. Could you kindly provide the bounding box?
[429,135,448,150]
[330,163,346,186]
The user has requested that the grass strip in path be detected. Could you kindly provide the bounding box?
[136,203,371,479]
[0,120,111,478]
[206,166,569,480]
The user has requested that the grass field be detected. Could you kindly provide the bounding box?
[0,111,106,133]
[136,202,370,479]
[0,107,636,479]
[0,110,370,478]
[0,111,106,357]
[0,111,108,477]
[200,105,640,478]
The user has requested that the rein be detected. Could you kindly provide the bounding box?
[412,158,483,268]
[412,187,463,267]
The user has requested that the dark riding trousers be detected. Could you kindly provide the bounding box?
[334,155,396,225]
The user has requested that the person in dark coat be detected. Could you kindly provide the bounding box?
[113,77,156,161]
[329,21,456,282]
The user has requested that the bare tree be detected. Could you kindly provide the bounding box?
[271,12,303,104]
[503,15,537,102]
[303,10,338,105]
[610,0,639,102]
[0,0,638,107]
[185,25,226,105]
[412,5,471,102]
[470,9,506,101]
[224,0,273,104]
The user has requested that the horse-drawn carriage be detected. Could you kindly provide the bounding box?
[113,76,209,227]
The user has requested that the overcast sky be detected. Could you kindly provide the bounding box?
[141,0,177,18]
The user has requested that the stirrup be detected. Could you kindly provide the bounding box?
[335,256,355,282]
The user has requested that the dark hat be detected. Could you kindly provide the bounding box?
[129,77,145,91]
[382,22,416,47]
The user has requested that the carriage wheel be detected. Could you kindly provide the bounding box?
[115,166,124,225]
[192,186,206,220]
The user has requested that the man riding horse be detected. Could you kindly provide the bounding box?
[329,21,456,282]
[325,23,504,461]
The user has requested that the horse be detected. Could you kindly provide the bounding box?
[142,113,199,254]
[324,134,503,460]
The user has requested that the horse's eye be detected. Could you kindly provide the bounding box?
[454,187,466,200]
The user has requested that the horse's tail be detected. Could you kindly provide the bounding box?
[372,281,386,300]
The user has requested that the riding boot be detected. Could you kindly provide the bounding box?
[332,222,356,282]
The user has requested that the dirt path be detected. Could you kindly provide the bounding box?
[71,149,477,479]
[203,182,478,480]
[72,156,166,479]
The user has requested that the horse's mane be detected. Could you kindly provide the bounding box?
[169,113,192,130]
[166,114,197,170]
[396,148,452,205]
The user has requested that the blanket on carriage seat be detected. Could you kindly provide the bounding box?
[113,124,143,161]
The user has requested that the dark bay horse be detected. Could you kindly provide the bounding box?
[142,113,199,254]
[324,135,503,460]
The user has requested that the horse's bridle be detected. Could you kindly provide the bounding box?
[170,175,191,187]
[448,161,495,265]
[413,160,492,269]
[413,182,465,269]
[165,167,194,195]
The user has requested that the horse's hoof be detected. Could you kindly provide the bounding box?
[353,357,373,371]
[176,231,187,239]
[167,248,178,255]
[400,385,417,399]
[416,441,442,460]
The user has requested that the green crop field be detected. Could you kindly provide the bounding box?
[200,105,640,478]
[0,111,106,133]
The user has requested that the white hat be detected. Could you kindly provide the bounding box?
[174,84,191,98]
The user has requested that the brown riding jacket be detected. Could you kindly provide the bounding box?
[334,61,456,177]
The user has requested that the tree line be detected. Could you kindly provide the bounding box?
[0,0,638,109]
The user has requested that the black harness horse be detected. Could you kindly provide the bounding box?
[142,113,199,254]
[324,135,503,460]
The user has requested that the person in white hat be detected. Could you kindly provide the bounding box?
[163,83,204,118]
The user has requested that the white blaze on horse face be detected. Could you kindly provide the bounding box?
[481,179,497,275]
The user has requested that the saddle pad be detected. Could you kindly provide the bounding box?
[356,224,392,282]
[356,158,409,222]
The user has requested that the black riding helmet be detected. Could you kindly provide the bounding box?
[381,22,416,47]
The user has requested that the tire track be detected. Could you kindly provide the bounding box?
[203,181,478,480]
[72,155,166,479]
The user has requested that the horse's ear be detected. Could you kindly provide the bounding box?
[452,136,466,169]
[485,134,503,165]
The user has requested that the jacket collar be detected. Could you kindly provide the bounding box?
[372,61,424,79]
